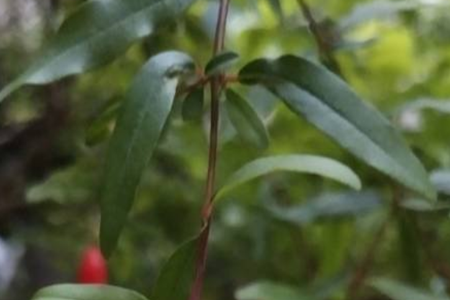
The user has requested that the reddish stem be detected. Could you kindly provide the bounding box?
[188,1,230,300]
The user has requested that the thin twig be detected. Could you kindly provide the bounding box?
[346,216,390,300]
[177,75,237,98]
[188,1,230,300]
[415,218,450,286]
[296,0,341,75]
[345,186,402,300]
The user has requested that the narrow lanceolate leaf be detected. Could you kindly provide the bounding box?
[370,277,450,300]
[32,284,148,300]
[214,155,361,201]
[205,51,239,76]
[182,87,204,122]
[151,232,201,300]
[239,55,435,200]
[100,51,195,257]
[236,281,310,300]
[0,0,196,102]
[225,89,269,149]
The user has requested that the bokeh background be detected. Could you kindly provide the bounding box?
[1,0,450,299]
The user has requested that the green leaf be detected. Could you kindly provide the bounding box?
[235,281,310,300]
[265,190,381,224]
[334,38,378,52]
[182,87,204,122]
[100,51,195,257]
[370,277,450,300]
[239,55,435,200]
[205,51,239,75]
[151,233,201,300]
[0,0,196,102]
[225,89,269,149]
[400,198,450,212]
[31,284,148,300]
[214,155,361,201]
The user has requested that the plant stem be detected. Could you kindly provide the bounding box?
[189,1,230,300]
[346,216,389,300]
[296,0,341,75]
[346,186,399,300]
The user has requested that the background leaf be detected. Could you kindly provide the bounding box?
[239,55,435,200]
[265,190,381,225]
[400,198,450,211]
[399,99,450,114]
[100,51,195,257]
[430,169,450,196]
[214,155,361,201]
[235,281,310,300]
[0,0,196,102]
[339,0,419,31]
[32,284,148,300]
[225,89,269,149]
[370,277,450,300]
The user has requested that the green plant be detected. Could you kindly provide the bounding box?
[1,0,445,300]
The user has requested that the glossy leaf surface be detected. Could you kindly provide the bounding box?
[0,0,196,102]
[214,155,361,201]
[100,51,195,257]
[31,284,148,300]
[239,55,435,200]
[225,89,269,149]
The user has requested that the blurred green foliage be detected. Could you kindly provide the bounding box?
[2,0,450,300]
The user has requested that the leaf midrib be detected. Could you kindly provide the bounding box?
[107,79,171,204]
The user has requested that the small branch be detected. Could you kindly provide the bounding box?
[345,186,402,300]
[189,1,230,300]
[177,76,210,97]
[296,0,341,75]
[416,219,450,285]
[346,216,390,300]
[177,74,237,98]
